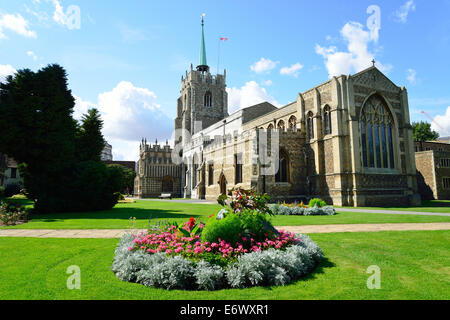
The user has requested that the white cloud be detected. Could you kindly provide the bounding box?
[250,58,279,74]
[73,95,97,120]
[0,13,37,39]
[431,106,450,136]
[407,68,417,84]
[261,80,273,86]
[226,81,280,114]
[27,51,38,61]
[280,63,304,77]
[51,0,80,30]
[316,21,391,78]
[74,81,173,161]
[0,64,16,83]
[394,1,416,23]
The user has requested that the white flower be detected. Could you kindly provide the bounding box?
[216,209,228,220]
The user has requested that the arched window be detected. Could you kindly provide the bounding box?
[323,105,332,135]
[307,112,314,139]
[204,91,212,107]
[183,94,187,110]
[275,150,289,182]
[288,116,297,130]
[277,120,285,130]
[267,123,274,130]
[360,95,395,169]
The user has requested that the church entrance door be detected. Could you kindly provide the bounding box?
[219,174,227,195]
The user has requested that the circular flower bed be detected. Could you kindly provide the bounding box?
[112,188,325,290]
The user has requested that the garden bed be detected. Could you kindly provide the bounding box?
[112,188,324,290]
[112,230,323,290]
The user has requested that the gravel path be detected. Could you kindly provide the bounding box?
[1,222,449,238]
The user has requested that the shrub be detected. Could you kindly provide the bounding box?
[201,209,277,246]
[268,203,335,216]
[308,198,327,208]
[201,214,243,245]
[0,201,29,225]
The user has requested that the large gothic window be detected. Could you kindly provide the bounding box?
[204,91,212,107]
[307,112,314,139]
[360,95,395,169]
[288,116,297,130]
[323,105,332,135]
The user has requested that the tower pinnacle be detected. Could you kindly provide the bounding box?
[197,13,209,73]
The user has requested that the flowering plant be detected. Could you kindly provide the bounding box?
[218,187,271,215]
[0,201,29,226]
[128,225,300,266]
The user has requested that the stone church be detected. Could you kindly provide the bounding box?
[135,18,420,207]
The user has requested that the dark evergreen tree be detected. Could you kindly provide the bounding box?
[77,108,105,162]
[0,64,121,213]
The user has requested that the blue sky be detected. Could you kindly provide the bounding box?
[1,0,450,160]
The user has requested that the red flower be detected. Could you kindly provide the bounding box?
[188,217,196,230]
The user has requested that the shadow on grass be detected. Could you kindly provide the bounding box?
[29,207,203,221]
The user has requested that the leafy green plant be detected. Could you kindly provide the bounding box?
[201,214,243,245]
[308,198,327,208]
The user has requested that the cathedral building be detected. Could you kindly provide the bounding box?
[135,18,421,207]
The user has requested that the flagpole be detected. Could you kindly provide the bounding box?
[217,37,221,75]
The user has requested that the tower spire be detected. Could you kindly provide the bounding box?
[197,13,209,73]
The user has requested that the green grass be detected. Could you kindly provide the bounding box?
[0,230,448,299]
[1,200,450,230]
[340,200,450,213]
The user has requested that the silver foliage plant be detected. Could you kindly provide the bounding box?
[111,233,324,290]
[269,204,335,216]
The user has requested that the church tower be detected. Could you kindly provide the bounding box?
[174,15,228,147]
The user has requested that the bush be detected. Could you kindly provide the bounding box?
[201,210,276,245]
[269,203,335,216]
[4,182,21,197]
[201,214,243,245]
[69,161,122,212]
[0,201,29,225]
[308,198,327,208]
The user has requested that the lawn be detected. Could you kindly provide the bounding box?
[340,200,450,213]
[0,230,448,299]
[1,199,450,229]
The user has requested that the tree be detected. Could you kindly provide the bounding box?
[77,108,106,162]
[107,164,136,194]
[412,121,440,141]
[0,64,121,213]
